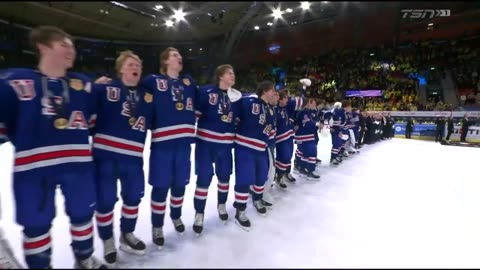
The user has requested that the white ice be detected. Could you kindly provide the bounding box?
[1,136,480,268]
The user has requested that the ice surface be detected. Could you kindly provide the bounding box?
[1,136,480,268]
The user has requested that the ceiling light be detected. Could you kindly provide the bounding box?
[154,4,163,10]
[272,8,283,19]
[286,8,293,13]
[301,2,311,10]
[189,48,192,51]
[322,1,329,3]
[254,26,260,30]
[200,48,203,51]
[428,23,434,26]
[207,12,212,16]
[267,22,273,26]
[370,53,374,56]
[165,19,174,27]
[173,9,186,21]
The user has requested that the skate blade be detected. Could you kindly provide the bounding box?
[234,220,251,232]
[256,212,267,217]
[220,219,228,225]
[119,244,146,256]
[105,261,117,268]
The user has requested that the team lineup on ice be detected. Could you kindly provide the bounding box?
[2,25,480,269]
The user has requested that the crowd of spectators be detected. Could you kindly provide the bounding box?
[0,21,479,112]
[235,35,479,111]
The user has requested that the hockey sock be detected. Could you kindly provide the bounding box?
[217,177,230,205]
[120,203,139,234]
[193,184,209,214]
[233,185,249,211]
[151,187,168,228]
[70,219,94,261]
[95,208,114,240]
[169,186,185,220]
[23,226,52,269]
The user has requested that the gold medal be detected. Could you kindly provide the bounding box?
[221,115,228,121]
[69,79,83,91]
[176,102,184,110]
[129,117,136,126]
[54,118,68,129]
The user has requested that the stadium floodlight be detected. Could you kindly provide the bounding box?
[272,8,283,19]
[301,2,311,10]
[173,9,186,21]
[286,8,293,13]
[254,26,260,30]
[165,19,174,27]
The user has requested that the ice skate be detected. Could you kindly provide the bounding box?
[286,173,296,183]
[119,232,146,256]
[74,255,108,269]
[192,212,204,236]
[172,218,185,234]
[304,169,321,180]
[152,227,164,249]
[253,200,267,216]
[276,174,288,189]
[262,192,274,208]
[102,237,117,265]
[217,204,228,223]
[234,209,251,231]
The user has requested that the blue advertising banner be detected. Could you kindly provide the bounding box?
[394,123,437,137]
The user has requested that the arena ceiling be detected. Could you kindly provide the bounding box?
[0,1,477,43]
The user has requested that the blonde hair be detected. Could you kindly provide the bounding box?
[159,47,179,75]
[115,50,142,77]
[214,64,233,84]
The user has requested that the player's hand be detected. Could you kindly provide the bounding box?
[95,76,112,84]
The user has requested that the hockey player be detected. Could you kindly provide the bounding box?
[192,64,242,235]
[234,81,276,229]
[348,107,361,153]
[330,102,346,166]
[91,51,153,264]
[260,91,279,207]
[0,26,106,269]
[294,98,321,179]
[310,100,323,163]
[275,90,303,185]
[139,47,196,249]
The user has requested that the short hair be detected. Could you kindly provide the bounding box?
[29,26,73,56]
[214,64,234,84]
[159,47,179,75]
[342,100,351,108]
[255,80,275,97]
[307,97,317,105]
[115,50,142,78]
[278,89,288,100]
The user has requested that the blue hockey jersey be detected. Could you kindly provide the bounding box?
[332,108,346,132]
[91,79,154,164]
[276,96,303,144]
[195,85,241,147]
[294,108,317,143]
[267,104,277,148]
[345,111,354,129]
[0,68,95,177]
[350,111,360,129]
[139,74,196,149]
[235,95,275,152]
